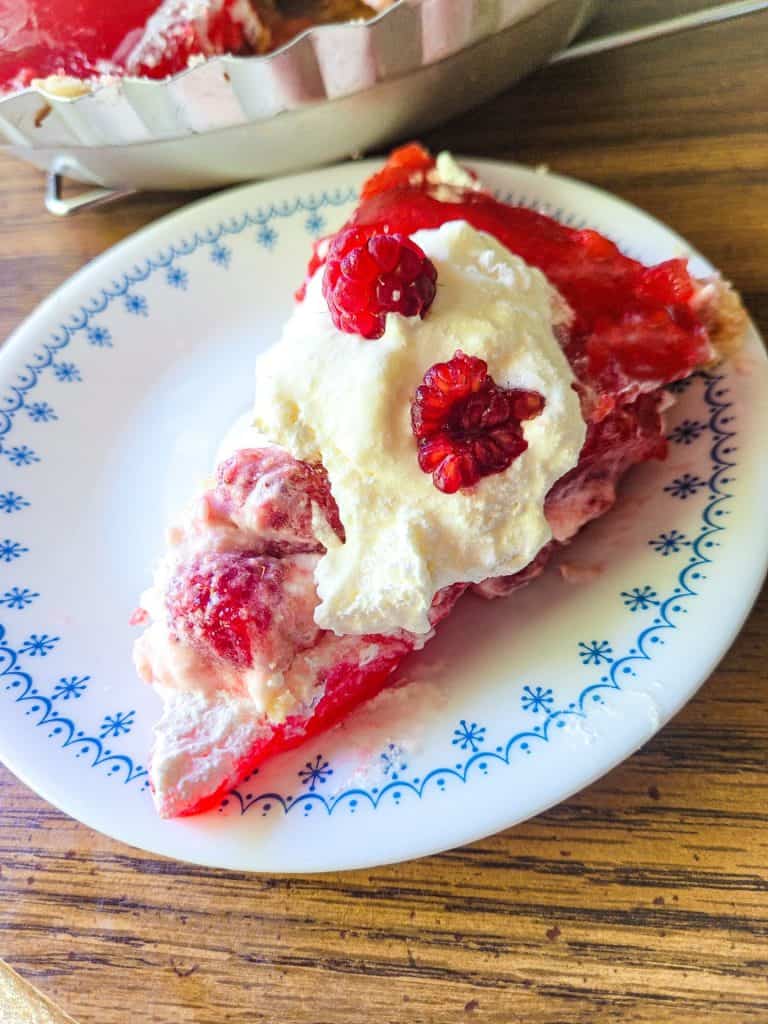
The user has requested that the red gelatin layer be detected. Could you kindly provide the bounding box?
[330,147,714,411]
[0,0,161,90]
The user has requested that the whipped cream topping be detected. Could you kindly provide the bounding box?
[423,151,482,200]
[251,220,586,636]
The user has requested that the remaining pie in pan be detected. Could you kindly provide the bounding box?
[0,0,389,96]
[132,144,746,818]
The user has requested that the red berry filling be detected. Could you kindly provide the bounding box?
[211,447,345,546]
[122,0,263,80]
[0,0,327,93]
[312,145,713,404]
[322,228,437,340]
[411,351,545,494]
[0,0,159,89]
[167,551,283,668]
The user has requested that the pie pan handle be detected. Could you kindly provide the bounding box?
[45,168,136,216]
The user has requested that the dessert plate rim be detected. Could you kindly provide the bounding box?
[0,156,765,872]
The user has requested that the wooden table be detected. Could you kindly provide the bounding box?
[1,3,766,1021]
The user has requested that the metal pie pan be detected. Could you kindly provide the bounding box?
[0,0,602,190]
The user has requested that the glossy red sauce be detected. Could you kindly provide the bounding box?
[0,0,160,90]
[315,144,713,415]
[0,0,347,93]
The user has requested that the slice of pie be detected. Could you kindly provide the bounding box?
[133,144,746,818]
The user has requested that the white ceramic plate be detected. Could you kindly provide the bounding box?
[0,160,766,872]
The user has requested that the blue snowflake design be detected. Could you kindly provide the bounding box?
[0,492,29,514]
[452,720,486,753]
[298,754,333,792]
[6,445,40,467]
[521,685,554,714]
[100,710,135,739]
[668,419,705,445]
[0,587,39,610]
[0,540,28,562]
[166,266,189,290]
[210,243,232,268]
[650,529,689,556]
[52,361,81,383]
[621,585,660,612]
[86,325,112,347]
[19,633,58,657]
[0,184,741,816]
[52,676,89,701]
[26,402,57,423]
[0,187,358,799]
[578,640,614,666]
[0,626,145,783]
[305,211,325,236]
[664,473,706,499]
[256,224,278,249]
[124,293,148,317]
[380,743,407,779]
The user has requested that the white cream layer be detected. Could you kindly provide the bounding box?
[250,220,585,636]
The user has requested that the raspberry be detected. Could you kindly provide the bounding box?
[411,351,544,494]
[322,228,437,340]
[167,551,283,668]
[213,447,345,545]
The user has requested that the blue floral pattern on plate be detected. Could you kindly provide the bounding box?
[0,626,145,784]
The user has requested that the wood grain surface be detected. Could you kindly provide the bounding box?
[1,2,767,1022]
